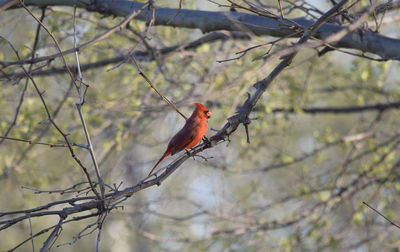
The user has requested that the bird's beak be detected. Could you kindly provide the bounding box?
[206,111,212,118]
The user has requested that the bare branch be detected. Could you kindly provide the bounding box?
[0,31,250,79]
[130,54,188,120]
[0,36,102,199]
[0,7,45,144]
[363,201,400,229]
[269,100,400,114]
[1,1,399,60]
[20,2,77,89]
[210,0,351,144]
[40,217,64,252]
[72,4,105,201]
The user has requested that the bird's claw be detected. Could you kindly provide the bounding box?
[202,136,211,148]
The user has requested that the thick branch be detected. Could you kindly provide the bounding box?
[270,100,400,114]
[1,0,399,60]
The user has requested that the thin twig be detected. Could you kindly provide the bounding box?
[278,0,285,18]
[210,0,351,145]
[95,215,104,252]
[73,4,105,201]
[217,29,303,63]
[21,182,91,195]
[0,8,46,144]
[129,54,188,120]
[28,214,35,252]
[20,2,77,89]
[40,217,64,252]
[56,221,98,247]
[167,0,183,24]
[0,136,86,148]
[0,81,74,181]
[363,201,400,229]
[6,213,98,252]
[1,31,251,79]
[0,36,102,199]
[74,5,83,105]
[2,2,149,68]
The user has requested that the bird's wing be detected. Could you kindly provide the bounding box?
[170,129,196,155]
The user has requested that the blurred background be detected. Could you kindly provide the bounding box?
[1,0,400,251]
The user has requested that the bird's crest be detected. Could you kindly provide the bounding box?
[195,103,212,118]
[195,103,207,111]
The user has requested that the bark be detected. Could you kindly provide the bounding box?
[1,0,399,60]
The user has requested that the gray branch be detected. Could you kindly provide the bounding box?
[1,0,399,60]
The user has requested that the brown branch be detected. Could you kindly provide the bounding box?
[0,0,17,12]
[278,0,284,18]
[365,0,400,15]
[129,54,188,120]
[166,0,183,24]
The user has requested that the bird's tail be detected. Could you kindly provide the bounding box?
[148,150,170,176]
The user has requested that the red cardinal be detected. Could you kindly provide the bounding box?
[148,103,212,176]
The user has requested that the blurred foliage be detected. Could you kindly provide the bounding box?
[1,0,400,251]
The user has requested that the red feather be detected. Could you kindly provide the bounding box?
[148,103,212,176]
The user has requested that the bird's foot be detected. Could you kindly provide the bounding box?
[202,136,211,148]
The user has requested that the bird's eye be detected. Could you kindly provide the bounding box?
[204,110,212,118]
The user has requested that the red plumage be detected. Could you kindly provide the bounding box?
[148,103,212,176]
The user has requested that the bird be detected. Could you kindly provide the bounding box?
[148,103,212,176]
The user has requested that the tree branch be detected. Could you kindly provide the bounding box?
[1,0,399,60]
[269,100,400,114]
